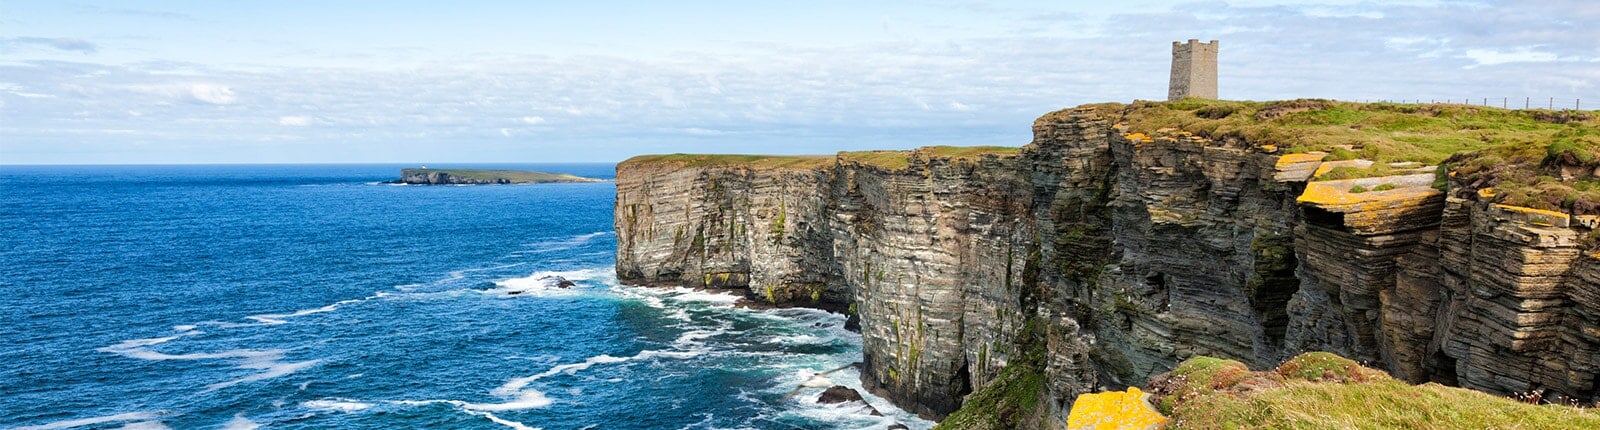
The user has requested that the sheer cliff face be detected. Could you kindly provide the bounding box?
[615,106,1600,422]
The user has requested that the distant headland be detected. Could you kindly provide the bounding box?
[392,168,603,185]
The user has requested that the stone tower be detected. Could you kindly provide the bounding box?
[1168,39,1218,101]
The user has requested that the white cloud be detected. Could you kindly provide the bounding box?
[1463,48,1560,67]
[127,82,237,105]
[278,116,313,126]
[189,83,237,104]
[499,128,513,137]
[519,116,546,124]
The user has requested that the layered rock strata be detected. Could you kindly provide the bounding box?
[615,105,1600,424]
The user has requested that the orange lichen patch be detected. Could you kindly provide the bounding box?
[1491,203,1572,227]
[1066,387,1166,430]
[1297,174,1446,234]
[1260,144,1278,153]
[1478,187,1496,198]
[1275,152,1324,168]
[1124,132,1150,143]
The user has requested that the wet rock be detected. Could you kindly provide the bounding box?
[817,386,865,404]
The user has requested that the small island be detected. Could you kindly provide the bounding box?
[394,168,603,185]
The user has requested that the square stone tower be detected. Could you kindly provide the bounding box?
[1168,39,1218,101]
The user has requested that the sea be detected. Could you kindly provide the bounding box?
[0,164,932,430]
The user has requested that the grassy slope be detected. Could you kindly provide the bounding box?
[1155,352,1600,430]
[1099,99,1600,215]
[401,168,598,183]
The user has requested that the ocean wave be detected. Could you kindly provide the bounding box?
[113,421,172,430]
[463,410,542,430]
[99,335,321,393]
[221,415,260,430]
[490,268,609,296]
[302,399,373,413]
[12,412,166,430]
[514,231,611,254]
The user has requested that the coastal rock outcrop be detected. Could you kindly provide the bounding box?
[614,103,1600,425]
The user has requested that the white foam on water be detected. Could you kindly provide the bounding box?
[221,415,260,430]
[245,296,370,324]
[463,389,554,411]
[303,399,374,413]
[673,328,728,349]
[206,358,322,391]
[491,268,610,297]
[517,231,611,254]
[13,412,166,430]
[115,422,171,430]
[492,354,630,396]
[99,337,321,392]
[463,410,543,430]
[664,287,743,305]
[172,325,197,332]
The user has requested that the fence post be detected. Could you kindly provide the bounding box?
[1549,97,1554,109]
[1526,97,1530,109]
[1503,97,1507,108]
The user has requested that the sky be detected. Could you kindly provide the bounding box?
[2,1,1598,164]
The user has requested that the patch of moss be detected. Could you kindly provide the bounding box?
[934,318,1048,430]
[1155,352,1600,429]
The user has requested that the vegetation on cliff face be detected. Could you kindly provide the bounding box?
[1147,352,1600,429]
[1073,99,1600,215]
[933,319,1048,430]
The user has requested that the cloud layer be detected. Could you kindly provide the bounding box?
[1,1,1597,164]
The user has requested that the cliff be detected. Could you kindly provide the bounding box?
[614,100,1600,427]
[396,168,601,185]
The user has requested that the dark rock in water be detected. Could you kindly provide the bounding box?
[507,290,523,296]
[887,424,908,430]
[817,386,865,404]
[537,275,576,288]
[843,313,861,332]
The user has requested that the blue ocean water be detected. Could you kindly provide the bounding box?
[0,164,930,430]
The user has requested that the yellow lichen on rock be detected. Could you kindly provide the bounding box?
[1066,387,1166,430]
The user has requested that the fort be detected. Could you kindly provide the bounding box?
[1168,39,1218,100]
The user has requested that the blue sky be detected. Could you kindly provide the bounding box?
[2,1,1597,164]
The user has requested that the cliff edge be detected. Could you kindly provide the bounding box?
[614,100,1600,427]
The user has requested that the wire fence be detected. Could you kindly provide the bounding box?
[1354,97,1590,111]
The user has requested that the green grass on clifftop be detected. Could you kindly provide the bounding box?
[1152,352,1600,429]
[1092,99,1600,215]
[622,146,1020,171]
[618,154,836,169]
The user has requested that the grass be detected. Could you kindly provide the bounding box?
[1153,352,1600,429]
[624,146,1021,172]
[1095,99,1600,215]
[400,168,598,183]
[617,153,835,169]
